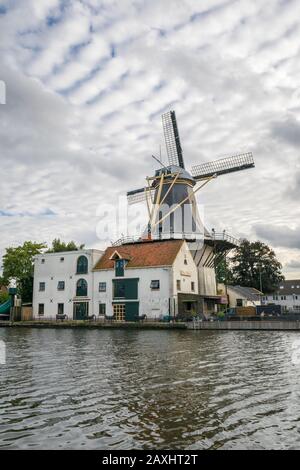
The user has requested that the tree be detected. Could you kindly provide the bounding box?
[1,241,46,302]
[230,239,284,293]
[0,291,9,305]
[46,238,85,253]
[215,257,233,284]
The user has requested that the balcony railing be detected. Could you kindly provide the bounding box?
[207,231,240,246]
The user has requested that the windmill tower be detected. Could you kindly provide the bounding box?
[125,111,255,300]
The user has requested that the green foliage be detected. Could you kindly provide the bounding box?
[230,239,284,294]
[0,291,9,304]
[215,257,233,284]
[46,238,85,253]
[217,311,225,319]
[1,241,47,302]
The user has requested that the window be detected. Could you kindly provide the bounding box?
[184,255,188,265]
[76,279,88,297]
[176,280,181,291]
[115,259,125,277]
[150,280,160,290]
[236,298,243,307]
[41,259,45,264]
[99,282,106,292]
[57,281,65,291]
[39,282,45,292]
[113,279,138,300]
[281,296,286,301]
[191,281,195,292]
[57,303,64,315]
[60,257,64,262]
[113,281,126,298]
[99,303,106,315]
[76,255,88,274]
[279,286,284,289]
[38,303,44,316]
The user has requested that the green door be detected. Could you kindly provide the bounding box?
[74,302,88,320]
[125,302,139,321]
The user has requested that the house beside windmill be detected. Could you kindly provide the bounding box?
[218,284,263,308]
[93,239,198,321]
[33,249,103,320]
[32,240,200,320]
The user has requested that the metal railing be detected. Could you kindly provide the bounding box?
[112,235,142,246]
[11,315,177,323]
[207,231,240,246]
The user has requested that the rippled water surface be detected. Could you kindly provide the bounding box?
[0,328,300,449]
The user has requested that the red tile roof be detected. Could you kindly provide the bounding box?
[94,239,184,270]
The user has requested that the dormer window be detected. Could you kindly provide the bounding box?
[109,250,129,277]
[115,259,125,277]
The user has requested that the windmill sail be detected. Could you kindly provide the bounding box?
[127,187,155,205]
[162,111,185,169]
[191,152,254,180]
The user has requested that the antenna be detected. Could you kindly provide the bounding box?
[151,154,165,168]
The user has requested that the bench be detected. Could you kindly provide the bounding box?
[56,314,68,321]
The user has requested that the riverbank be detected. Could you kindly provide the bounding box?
[0,320,187,329]
[188,320,300,330]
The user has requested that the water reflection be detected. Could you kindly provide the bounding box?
[0,328,300,449]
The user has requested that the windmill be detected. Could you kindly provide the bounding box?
[123,110,255,299]
[127,110,254,242]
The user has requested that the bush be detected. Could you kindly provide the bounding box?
[0,291,9,304]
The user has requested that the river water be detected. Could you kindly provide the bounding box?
[0,328,300,449]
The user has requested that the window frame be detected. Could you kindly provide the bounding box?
[39,282,45,292]
[99,282,107,292]
[76,255,88,274]
[57,281,65,291]
[150,280,160,291]
[76,278,88,297]
[99,303,106,316]
[38,303,44,316]
[57,303,64,315]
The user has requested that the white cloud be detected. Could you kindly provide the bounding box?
[0,0,299,277]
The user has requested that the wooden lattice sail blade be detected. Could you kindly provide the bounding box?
[191,152,255,180]
[127,187,155,205]
[162,110,185,169]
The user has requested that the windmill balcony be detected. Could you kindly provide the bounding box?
[206,231,240,248]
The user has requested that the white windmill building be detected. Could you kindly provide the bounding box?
[124,111,255,312]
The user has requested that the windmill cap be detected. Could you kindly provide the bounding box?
[154,165,195,183]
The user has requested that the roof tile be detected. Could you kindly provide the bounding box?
[94,239,184,270]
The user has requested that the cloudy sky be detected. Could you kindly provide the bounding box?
[0,0,300,278]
